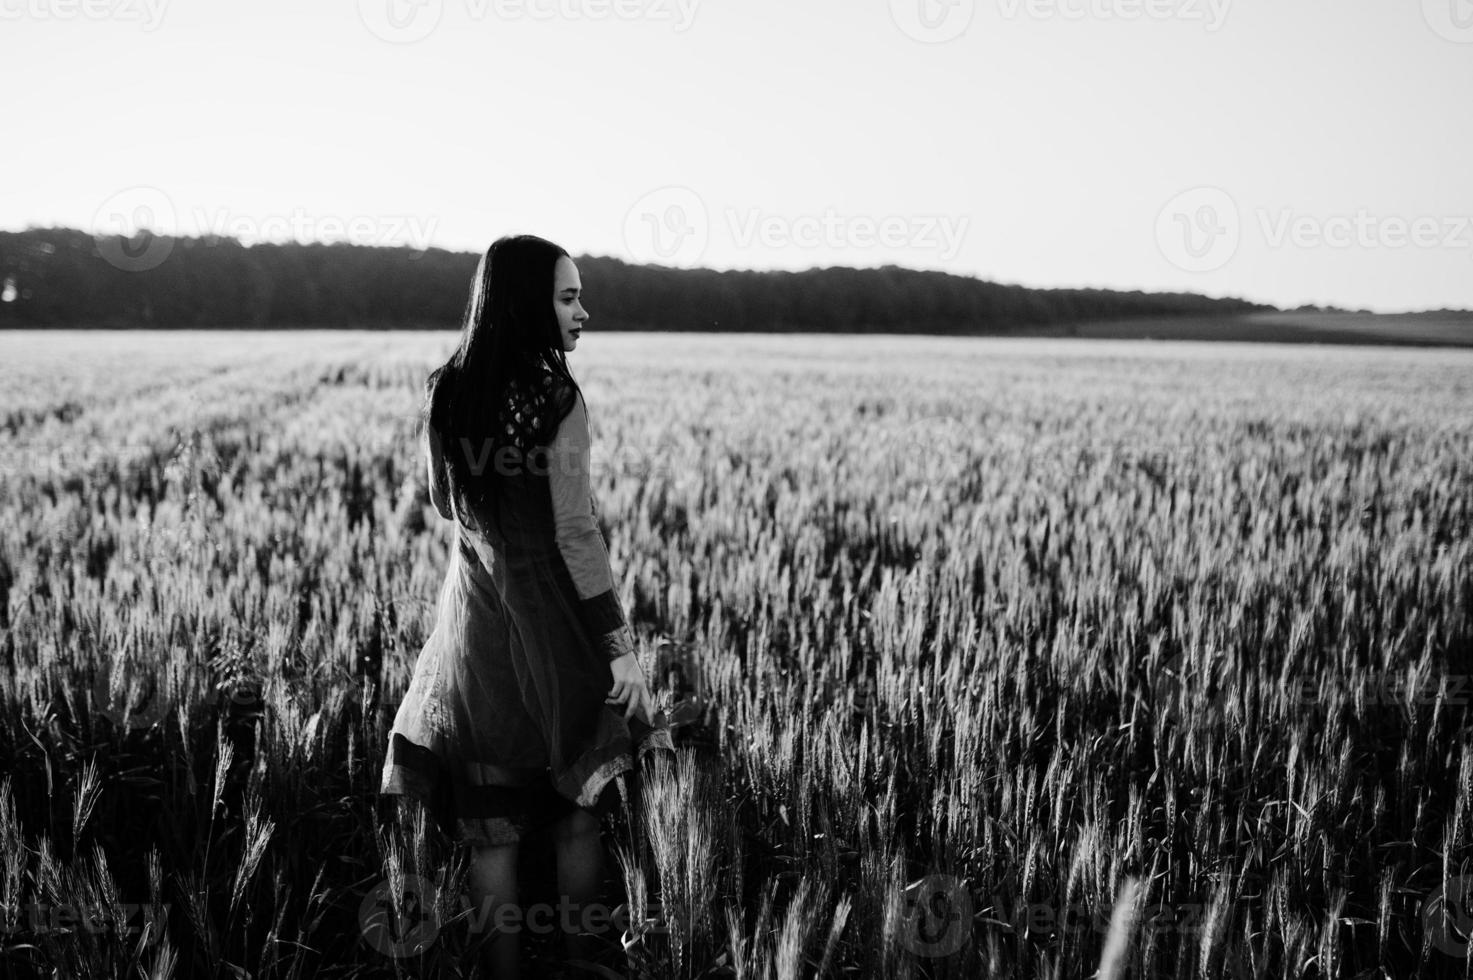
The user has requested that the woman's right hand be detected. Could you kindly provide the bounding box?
[607,653,654,724]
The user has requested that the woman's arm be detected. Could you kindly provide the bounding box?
[424,423,452,520]
[547,391,636,661]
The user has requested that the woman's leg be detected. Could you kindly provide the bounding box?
[551,808,605,963]
[466,842,520,979]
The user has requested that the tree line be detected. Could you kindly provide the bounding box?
[0,227,1274,332]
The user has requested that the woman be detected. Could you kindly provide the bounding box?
[379,234,674,976]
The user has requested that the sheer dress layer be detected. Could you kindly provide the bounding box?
[379,366,674,845]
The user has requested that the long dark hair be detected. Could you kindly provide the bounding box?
[421,234,582,532]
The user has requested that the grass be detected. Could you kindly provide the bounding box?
[0,329,1470,978]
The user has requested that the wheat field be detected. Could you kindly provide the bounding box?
[1,330,1470,979]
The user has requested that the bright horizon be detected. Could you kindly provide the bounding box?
[3,0,1470,315]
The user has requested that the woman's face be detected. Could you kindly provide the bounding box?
[552,256,588,352]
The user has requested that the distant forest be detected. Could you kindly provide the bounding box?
[0,227,1278,333]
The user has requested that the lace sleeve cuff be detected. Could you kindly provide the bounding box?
[596,622,636,661]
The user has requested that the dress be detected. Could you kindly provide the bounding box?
[379,366,675,846]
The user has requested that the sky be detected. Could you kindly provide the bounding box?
[2,0,1470,314]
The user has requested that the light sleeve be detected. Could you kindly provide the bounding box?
[547,392,636,661]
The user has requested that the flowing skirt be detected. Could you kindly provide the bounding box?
[380,527,674,846]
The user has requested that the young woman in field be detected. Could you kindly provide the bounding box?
[379,234,674,977]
